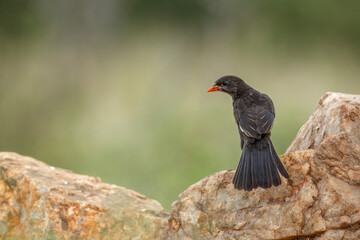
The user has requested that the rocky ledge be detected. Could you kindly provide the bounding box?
[1,92,359,239]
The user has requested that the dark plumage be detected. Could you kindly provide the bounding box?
[207,75,289,191]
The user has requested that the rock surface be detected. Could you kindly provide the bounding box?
[0,92,359,240]
[287,92,360,153]
[0,152,169,240]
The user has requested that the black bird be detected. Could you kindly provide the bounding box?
[207,75,289,191]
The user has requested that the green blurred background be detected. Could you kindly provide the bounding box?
[1,0,359,209]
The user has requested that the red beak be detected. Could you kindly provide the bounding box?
[207,85,221,92]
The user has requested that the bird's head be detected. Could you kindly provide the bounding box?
[207,75,248,97]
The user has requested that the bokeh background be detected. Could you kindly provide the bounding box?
[1,0,360,209]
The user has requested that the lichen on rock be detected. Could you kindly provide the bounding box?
[0,152,169,240]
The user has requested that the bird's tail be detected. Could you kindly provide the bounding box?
[233,141,289,191]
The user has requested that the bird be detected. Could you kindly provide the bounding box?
[207,75,289,191]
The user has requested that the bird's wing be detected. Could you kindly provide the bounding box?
[238,106,274,140]
[255,108,274,134]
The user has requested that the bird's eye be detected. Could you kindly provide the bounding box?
[222,81,228,86]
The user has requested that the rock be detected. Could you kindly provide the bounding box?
[1,92,359,239]
[287,92,360,186]
[286,92,360,153]
[167,92,360,240]
[0,152,169,240]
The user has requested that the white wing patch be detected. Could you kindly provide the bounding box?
[239,125,253,138]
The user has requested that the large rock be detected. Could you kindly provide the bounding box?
[287,92,360,153]
[0,152,169,239]
[0,92,359,239]
[167,92,360,240]
[287,92,360,186]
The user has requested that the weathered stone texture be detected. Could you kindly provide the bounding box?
[0,92,359,239]
[0,152,169,239]
[287,92,360,153]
